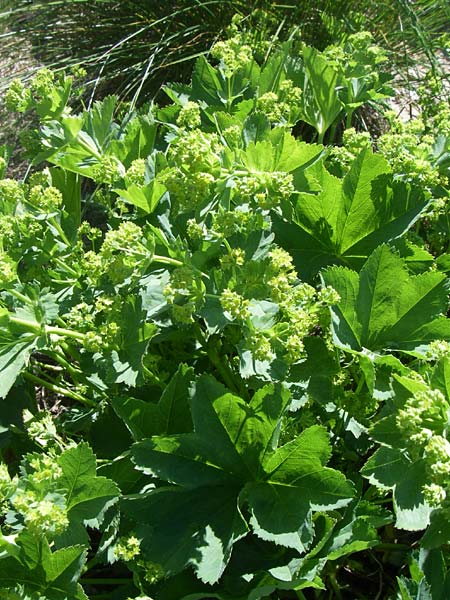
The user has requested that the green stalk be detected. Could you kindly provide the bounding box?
[45,325,86,342]
[46,350,83,382]
[9,315,86,343]
[328,120,339,145]
[8,315,41,334]
[7,289,32,304]
[328,566,343,600]
[193,324,247,397]
[52,255,79,277]
[49,217,72,247]
[346,109,354,129]
[374,543,410,551]
[153,254,184,267]
[22,371,96,407]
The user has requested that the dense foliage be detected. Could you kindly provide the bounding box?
[0,21,450,599]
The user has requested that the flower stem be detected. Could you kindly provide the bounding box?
[22,371,96,407]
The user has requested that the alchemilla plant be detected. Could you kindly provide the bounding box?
[0,17,450,600]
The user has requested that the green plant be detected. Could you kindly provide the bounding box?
[0,26,450,599]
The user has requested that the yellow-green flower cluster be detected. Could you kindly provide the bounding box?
[0,178,26,207]
[222,124,242,148]
[164,169,215,212]
[92,155,125,185]
[327,128,371,174]
[28,454,63,483]
[65,302,95,330]
[395,386,450,507]
[245,329,274,362]
[164,265,205,323]
[426,341,450,361]
[96,221,152,283]
[171,302,197,324]
[168,129,223,174]
[0,463,16,500]
[142,562,165,585]
[164,266,203,301]
[215,245,336,366]
[30,68,56,98]
[125,159,147,187]
[177,101,202,129]
[211,35,253,77]
[114,535,141,561]
[0,251,17,285]
[234,170,294,210]
[1,447,70,537]
[422,434,450,507]
[212,208,265,237]
[378,117,444,190]
[220,288,250,320]
[5,78,33,112]
[325,31,387,67]
[186,218,204,241]
[24,410,59,447]
[27,185,63,213]
[396,388,448,444]
[12,490,69,535]
[220,248,245,270]
[257,79,302,124]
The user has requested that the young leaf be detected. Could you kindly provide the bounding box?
[58,442,119,527]
[274,149,429,279]
[84,95,117,150]
[301,46,343,138]
[243,112,271,146]
[321,245,450,354]
[0,309,42,399]
[115,180,167,214]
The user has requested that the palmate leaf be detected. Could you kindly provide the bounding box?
[124,485,248,586]
[0,532,87,600]
[361,447,432,531]
[115,179,167,214]
[321,244,450,354]
[111,364,194,440]
[238,130,323,175]
[273,148,429,280]
[58,442,120,527]
[127,375,353,583]
[85,296,157,387]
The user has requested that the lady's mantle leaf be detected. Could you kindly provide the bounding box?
[123,486,247,585]
[111,364,194,440]
[246,426,354,550]
[321,244,450,354]
[129,376,353,579]
[58,442,120,527]
[361,446,431,530]
[0,309,42,399]
[132,376,291,486]
[274,148,428,279]
[0,533,87,600]
[301,46,343,136]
